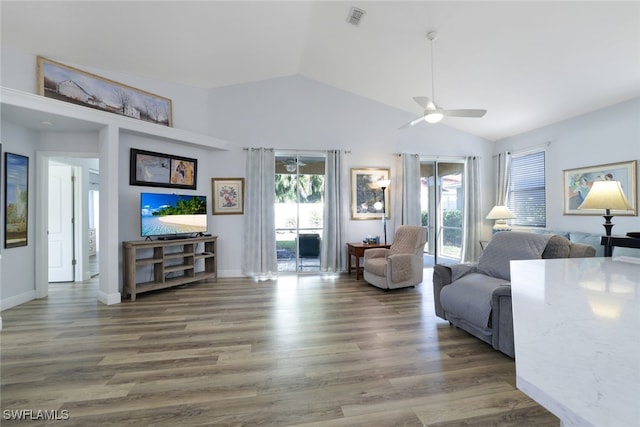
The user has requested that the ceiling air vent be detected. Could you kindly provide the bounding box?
[346,7,366,26]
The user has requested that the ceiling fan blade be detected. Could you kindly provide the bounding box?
[442,109,487,118]
[413,97,435,110]
[398,116,426,130]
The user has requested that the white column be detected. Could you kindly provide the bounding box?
[97,125,121,305]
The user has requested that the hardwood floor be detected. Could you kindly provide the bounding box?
[0,272,559,426]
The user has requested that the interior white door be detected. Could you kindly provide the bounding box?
[48,164,74,282]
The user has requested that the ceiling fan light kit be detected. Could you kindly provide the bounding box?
[424,112,443,123]
[400,31,487,129]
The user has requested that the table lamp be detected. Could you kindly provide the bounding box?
[578,180,632,257]
[376,179,391,244]
[486,205,515,233]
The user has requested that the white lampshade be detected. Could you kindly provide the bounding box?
[486,205,515,220]
[376,179,391,189]
[578,181,632,211]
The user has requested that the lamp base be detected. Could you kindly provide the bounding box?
[602,211,614,257]
[492,219,512,234]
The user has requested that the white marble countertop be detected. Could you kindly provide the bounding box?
[511,257,640,427]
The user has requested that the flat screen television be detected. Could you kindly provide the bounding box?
[140,192,207,239]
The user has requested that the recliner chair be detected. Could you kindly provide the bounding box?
[363,225,427,289]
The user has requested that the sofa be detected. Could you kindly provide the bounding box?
[432,231,596,358]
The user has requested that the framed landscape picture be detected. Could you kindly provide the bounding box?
[563,160,637,215]
[4,152,29,248]
[130,148,197,190]
[38,56,172,127]
[351,168,390,220]
[211,178,244,215]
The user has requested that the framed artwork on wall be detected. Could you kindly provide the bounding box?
[563,160,637,215]
[351,168,390,220]
[4,152,29,248]
[37,56,172,127]
[130,148,197,190]
[211,178,245,215]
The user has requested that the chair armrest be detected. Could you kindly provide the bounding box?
[433,264,453,319]
[364,248,389,260]
[491,285,514,358]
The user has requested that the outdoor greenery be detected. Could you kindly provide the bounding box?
[420,209,462,248]
[442,209,462,246]
[153,196,206,216]
[275,174,324,203]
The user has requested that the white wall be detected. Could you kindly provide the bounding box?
[494,97,640,235]
[117,133,216,279]
[0,121,38,309]
[206,75,495,270]
[1,46,211,135]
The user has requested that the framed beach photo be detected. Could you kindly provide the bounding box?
[211,178,245,215]
[38,56,172,127]
[4,152,29,248]
[130,148,197,190]
[563,160,637,215]
[351,168,390,220]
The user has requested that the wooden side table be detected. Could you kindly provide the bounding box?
[346,242,391,280]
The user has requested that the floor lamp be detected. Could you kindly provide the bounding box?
[376,179,391,244]
[578,180,632,257]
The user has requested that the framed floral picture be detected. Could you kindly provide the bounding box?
[351,168,390,220]
[211,178,245,215]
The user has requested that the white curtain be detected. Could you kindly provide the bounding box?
[496,151,512,205]
[395,153,422,226]
[461,156,481,263]
[321,150,347,273]
[242,148,277,279]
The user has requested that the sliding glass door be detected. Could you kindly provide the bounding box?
[420,160,464,266]
[275,154,325,273]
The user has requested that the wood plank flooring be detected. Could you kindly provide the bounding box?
[0,272,559,426]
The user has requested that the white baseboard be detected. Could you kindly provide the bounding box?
[97,291,121,305]
[0,290,37,311]
[218,269,243,278]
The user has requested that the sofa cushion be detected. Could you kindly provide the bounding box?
[542,235,571,258]
[531,229,570,240]
[477,232,552,281]
[569,231,604,257]
[364,257,387,277]
[440,273,510,328]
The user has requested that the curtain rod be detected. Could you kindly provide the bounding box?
[243,148,351,154]
[394,152,469,160]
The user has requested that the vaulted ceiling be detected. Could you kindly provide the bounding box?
[2,1,639,141]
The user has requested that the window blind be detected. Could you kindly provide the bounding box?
[508,150,546,227]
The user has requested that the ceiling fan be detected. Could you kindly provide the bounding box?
[400,31,487,129]
[280,158,306,173]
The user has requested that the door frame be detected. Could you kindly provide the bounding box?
[36,152,96,298]
[421,158,465,265]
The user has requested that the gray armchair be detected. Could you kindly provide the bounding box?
[363,225,427,289]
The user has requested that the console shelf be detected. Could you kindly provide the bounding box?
[122,236,217,301]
